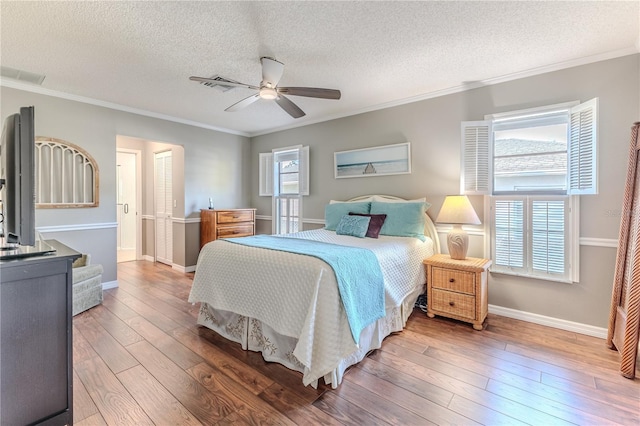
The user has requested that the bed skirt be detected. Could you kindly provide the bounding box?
[196,285,423,388]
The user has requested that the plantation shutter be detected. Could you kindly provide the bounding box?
[531,199,567,276]
[568,98,598,195]
[299,146,309,196]
[492,198,525,272]
[259,152,273,196]
[461,121,492,195]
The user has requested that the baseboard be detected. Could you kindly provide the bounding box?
[139,256,194,273]
[102,280,118,290]
[488,304,607,339]
[172,264,196,273]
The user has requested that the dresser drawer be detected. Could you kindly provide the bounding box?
[432,267,475,294]
[431,289,476,320]
[217,224,254,239]
[217,210,253,224]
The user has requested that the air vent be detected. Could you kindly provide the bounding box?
[0,66,46,85]
[199,75,239,92]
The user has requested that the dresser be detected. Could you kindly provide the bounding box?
[423,254,492,330]
[200,208,256,248]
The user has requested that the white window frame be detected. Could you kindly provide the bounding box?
[463,99,597,283]
[488,195,579,283]
[259,146,309,197]
[259,145,309,234]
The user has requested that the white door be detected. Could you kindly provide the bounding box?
[155,151,173,265]
[116,150,139,263]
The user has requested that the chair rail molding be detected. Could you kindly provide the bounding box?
[37,222,117,233]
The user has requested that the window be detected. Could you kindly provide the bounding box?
[490,195,576,280]
[259,145,309,234]
[462,98,597,282]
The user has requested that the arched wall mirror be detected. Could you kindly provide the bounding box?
[35,137,99,208]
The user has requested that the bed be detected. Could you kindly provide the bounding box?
[188,195,440,388]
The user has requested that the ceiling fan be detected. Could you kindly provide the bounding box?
[190,57,341,119]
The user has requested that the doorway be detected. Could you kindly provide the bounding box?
[116,149,141,263]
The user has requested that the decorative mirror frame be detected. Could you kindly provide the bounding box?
[35,137,100,208]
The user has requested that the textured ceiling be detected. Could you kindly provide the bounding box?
[1,1,638,136]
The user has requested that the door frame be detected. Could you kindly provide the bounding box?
[116,148,142,261]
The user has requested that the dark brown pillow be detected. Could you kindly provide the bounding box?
[349,212,387,238]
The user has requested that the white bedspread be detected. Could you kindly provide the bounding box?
[189,229,434,385]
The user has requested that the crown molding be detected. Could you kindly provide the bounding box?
[0,79,250,137]
[250,47,639,137]
[2,47,636,139]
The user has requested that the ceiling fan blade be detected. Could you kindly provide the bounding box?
[278,87,341,100]
[260,57,284,87]
[275,95,305,118]
[225,94,261,112]
[189,76,258,90]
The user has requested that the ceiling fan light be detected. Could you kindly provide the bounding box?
[259,86,278,100]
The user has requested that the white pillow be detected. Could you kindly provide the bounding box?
[371,195,427,203]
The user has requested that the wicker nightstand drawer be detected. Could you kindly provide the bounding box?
[431,289,476,320]
[432,267,475,295]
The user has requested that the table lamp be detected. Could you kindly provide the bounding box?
[436,195,481,260]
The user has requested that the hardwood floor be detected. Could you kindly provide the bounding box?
[73,260,640,425]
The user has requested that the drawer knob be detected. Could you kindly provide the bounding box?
[449,301,455,306]
[449,278,455,283]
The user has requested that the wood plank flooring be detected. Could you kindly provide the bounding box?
[73,260,640,425]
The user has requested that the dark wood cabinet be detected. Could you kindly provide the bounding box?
[0,240,79,425]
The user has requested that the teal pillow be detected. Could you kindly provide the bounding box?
[370,201,430,239]
[336,215,371,238]
[324,202,371,231]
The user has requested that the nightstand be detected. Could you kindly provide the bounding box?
[423,254,492,330]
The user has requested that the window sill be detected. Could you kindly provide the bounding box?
[490,268,574,284]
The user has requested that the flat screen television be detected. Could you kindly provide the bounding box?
[1,106,35,247]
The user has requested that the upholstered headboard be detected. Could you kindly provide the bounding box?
[346,194,441,254]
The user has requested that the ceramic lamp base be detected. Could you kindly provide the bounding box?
[447,225,469,260]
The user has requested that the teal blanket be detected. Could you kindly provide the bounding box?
[224,235,385,343]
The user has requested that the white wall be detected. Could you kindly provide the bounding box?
[250,54,640,329]
[1,86,251,281]
[2,54,637,328]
